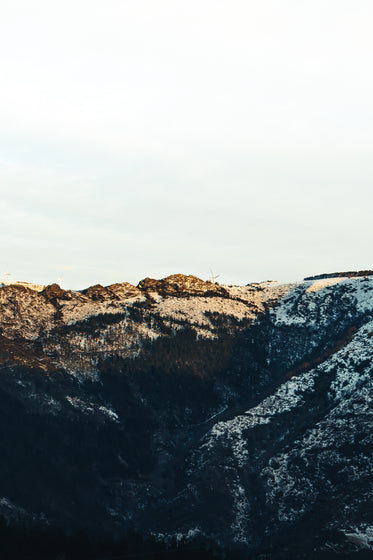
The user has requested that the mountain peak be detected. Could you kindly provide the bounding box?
[137,273,227,297]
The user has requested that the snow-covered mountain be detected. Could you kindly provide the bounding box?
[0,272,372,558]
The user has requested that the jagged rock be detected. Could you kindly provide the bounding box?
[81,284,111,301]
[137,273,228,297]
[107,282,141,299]
[81,282,141,302]
[42,283,71,302]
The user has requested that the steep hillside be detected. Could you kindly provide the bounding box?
[0,273,372,558]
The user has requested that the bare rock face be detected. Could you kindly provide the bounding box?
[42,283,72,303]
[81,284,111,301]
[82,282,142,301]
[137,273,228,297]
[107,282,142,299]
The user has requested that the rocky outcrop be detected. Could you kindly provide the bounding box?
[42,283,72,303]
[107,282,142,299]
[137,273,228,297]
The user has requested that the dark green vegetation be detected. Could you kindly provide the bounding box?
[304,271,373,280]
[1,518,372,560]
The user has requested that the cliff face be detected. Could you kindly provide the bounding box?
[0,274,372,557]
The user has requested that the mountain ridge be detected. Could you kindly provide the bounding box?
[0,271,372,558]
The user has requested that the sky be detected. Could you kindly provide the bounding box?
[1,0,372,289]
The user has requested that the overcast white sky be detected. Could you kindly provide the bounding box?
[1,0,372,289]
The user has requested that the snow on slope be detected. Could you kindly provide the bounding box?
[261,320,373,501]
[186,279,373,545]
[272,276,373,327]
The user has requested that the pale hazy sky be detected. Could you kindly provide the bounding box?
[1,0,372,289]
